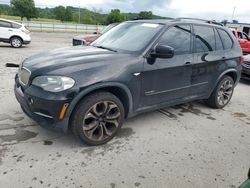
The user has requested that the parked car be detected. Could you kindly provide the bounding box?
[15,19,242,145]
[0,19,31,48]
[231,29,250,54]
[72,23,118,46]
[242,54,250,80]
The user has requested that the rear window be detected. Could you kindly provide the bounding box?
[217,29,233,49]
[215,29,224,51]
[0,21,12,28]
[12,23,22,29]
[194,25,216,52]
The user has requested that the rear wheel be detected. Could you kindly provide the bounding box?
[71,92,125,146]
[10,37,23,48]
[206,76,234,109]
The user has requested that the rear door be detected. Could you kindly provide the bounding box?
[189,24,226,97]
[141,24,193,107]
[0,20,13,40]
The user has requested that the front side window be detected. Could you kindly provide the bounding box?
[158,25,191,55]
[92,22,163,53]
[218,29,233,49]
[194,25,216,53]
[0,21,12,28]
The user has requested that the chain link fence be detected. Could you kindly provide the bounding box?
[19,21,105,33]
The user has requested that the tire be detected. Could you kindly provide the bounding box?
[71,92,125,146]
[10,37,23,48]
[205,76,235,109]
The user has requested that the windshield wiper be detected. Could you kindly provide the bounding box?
[95,45,117,52]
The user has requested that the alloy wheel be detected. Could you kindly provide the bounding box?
[82,101,121,141]
[217,79,234,106]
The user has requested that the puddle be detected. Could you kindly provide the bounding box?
[172,103,210,116]
[0,147,7,165]
[233,112,247,118]
[207,116,216,120]
[0,128,38,143]
[158,109,178,119]
[116,128,135,138]
[0,113,24,122]
[43,140,53,145]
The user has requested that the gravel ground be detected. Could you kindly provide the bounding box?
[0,32,249,188]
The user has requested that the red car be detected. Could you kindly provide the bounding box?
[73,23,118,46]
[231,29,250,54]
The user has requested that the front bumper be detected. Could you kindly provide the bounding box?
[23,40,31,45]
[14,77,71,132]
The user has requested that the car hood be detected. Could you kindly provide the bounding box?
[74,34,98,41]
[22,45,134,76]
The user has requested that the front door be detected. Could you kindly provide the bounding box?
[0,20,12,40]
[141,24,193,107]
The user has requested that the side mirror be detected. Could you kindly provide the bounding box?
[151,45,174,59]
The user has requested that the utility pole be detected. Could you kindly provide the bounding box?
[79,6,81,24]
[231,6,236,21]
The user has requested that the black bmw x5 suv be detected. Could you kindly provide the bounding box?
[15,19,242,145]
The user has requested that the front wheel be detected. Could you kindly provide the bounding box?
[10,37,23,48]
[71,92,125,146]
[205,76,235,109]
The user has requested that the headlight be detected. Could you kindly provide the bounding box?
[32,76,75,92]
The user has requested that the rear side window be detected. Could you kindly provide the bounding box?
[218,29,233,49]
[158,25,191,55]
[215,29,224,51]
[194,25,215,52]
[12,23,22,29]
[0,21,12,28]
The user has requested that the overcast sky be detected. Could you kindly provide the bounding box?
[1,0,250,22]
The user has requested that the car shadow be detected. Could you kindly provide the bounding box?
[240,79,250,85]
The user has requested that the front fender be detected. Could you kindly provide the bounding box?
[63,82,133,131]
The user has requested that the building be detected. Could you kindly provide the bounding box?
[226,23,250,36]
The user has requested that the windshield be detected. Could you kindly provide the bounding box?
[92,22,163,54]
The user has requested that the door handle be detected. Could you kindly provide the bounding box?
[8,29,13,31]
[184,62,192,66]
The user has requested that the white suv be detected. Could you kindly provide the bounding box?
[0,19,31,48]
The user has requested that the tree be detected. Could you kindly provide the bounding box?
[54,6,66,22]
[106,9,126,24]
[138,11,153,19]
[64,7,73,21]
[54,6,72,22]
[11,0,37,20]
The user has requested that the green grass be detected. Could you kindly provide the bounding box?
[0,14,77,24]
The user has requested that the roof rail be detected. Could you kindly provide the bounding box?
[173,17,223,26]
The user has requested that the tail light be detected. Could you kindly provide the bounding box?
[240,56,244,64]
[21,26,30,34]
